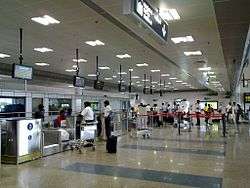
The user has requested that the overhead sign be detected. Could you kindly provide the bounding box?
[124,0,168,41]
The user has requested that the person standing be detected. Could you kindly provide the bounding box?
[81,102,94,123]
[236,104,242,125]
[34,104,45,121]
[195,100,201,127]
[103,100,112,139]
[226,102,232,123]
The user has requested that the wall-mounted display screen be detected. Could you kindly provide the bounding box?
[73,76,85,88]
[12,64,33,80]
[119,84,126,92]
[94,80,104,90]
[0,97,25,118]
[200,101,218,110]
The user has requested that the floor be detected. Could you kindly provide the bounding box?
[1,123,250,188]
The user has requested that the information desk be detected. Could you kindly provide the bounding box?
[1,118,42,164]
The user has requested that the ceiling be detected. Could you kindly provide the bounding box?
[0,0,231,92]
[214,0,250,90]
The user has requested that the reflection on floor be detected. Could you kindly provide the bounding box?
[1,123,250,188]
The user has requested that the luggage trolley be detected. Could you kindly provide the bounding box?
[71,121,97,152]
[131,114,152,139]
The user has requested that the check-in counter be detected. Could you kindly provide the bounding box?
[1,118,42,164]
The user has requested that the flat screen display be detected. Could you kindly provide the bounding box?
[73,76,85,88]
[244,93,250,103]
[200,101,218,110]
[12,64,33,80]
[119,84,126,92]
[94,80,104,90]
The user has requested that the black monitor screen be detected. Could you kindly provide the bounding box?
[12,64,33,80]
[119,84,126,92]
[73,76,85,88]
[94,80,104,90]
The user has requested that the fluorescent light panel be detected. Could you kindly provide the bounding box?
[116,54,131,59]
[73,58,87,63]
[160,9,180,21]
[0,53,10,58]
[85,40,105,46]
[117,72,127,75]
[65,69,76,72]
[99,66,110,70]
[198,67,211,71]
[161,73,170,77]
[171,36,194,44]
[87,74,97,77]
[176,80,183,83]
[131,76,140,79]
[150,69,160,72]
[169,77,177,80]
[35,62,49,66]
[184,51,202,56]
[104,78,113,80]
[136,63,148,67]
[34,47,53,53]
[31,15,60,26]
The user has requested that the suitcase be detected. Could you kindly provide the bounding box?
[106,136,117,153]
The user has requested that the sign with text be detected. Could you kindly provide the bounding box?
[124,0,168,41]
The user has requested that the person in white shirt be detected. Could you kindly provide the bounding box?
[81,101,94,122]
[103,100,112,139]
[138,103,147,128]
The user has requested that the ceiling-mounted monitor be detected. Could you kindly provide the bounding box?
[119,84,126,92]
[12,63,33,80]
[73,76,85,88]
[94,80,104,90]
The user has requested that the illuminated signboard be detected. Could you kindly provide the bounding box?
[124,0,168,41]
[134,0,168,41]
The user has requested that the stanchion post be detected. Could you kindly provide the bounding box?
[222,114,226,137]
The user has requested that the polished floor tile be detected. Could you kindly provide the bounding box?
[1,124,250,188]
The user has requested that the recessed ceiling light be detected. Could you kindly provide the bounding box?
[117,72,127,75]
[142,79,149,82]
[85,40,105,46]
[161,74,170,77]
[184,51,202,56]
[169,77,177,80]
[68,85,74,88]
[158,83,164,86]
[160,9,180,21]
[0,53,10,58]
[65,69,76,72]
[198,67,211,71]
[152,85,156,88]
[167,82,172,84]
[35,62,50,66]
[116,54,131,59]
[129,68,134,72]
[171,36,194,44]
[104,78,113,80]
[151,69,160,72]
[151,81,158,84]
[99,66,110,70]
[176,80,183,83]
[72,65,77,68]
[72,58,87,63]
[87,74,97,77]
[137,84,142,87]
[31,15,60,26]
[182,82,188,85]
[136,63,148,67]
[136,81,140,84]
[34,47,53,53]
[131,76,140,79]
[112,75,117,78]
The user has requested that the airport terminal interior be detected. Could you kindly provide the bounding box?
[1,0,250,187]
